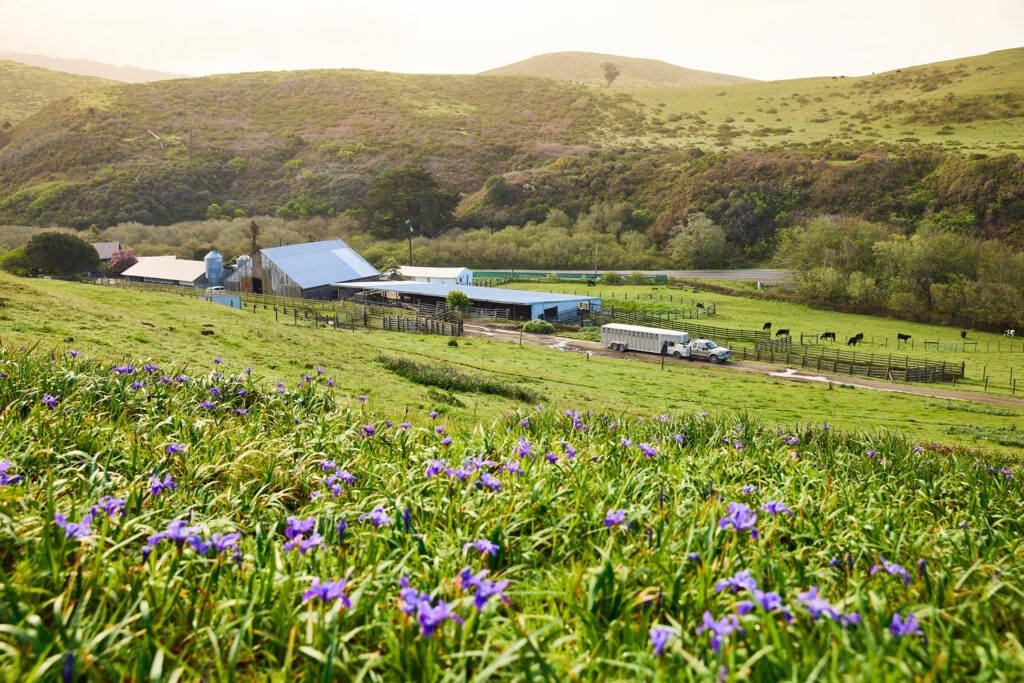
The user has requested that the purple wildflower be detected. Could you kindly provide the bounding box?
[741,485,758,494]
[426,459,447,478]
[870,556,911,586]
[418,597,464,637]
[889,612,926,641]
[285,516,315,539]
[697,611,743,654]
[149,474,177,496]
[399,577,427,615]
[428,410,438,419]
[639,443,659,458]
[359,507,392,528]
[502,460,523,477]
[148,520,200,548]
[303,578,352,607]
[441,437,452,447]
[562,442,576,458]
[363,423,375,438]
[714,569,757,593]
[718,502,759,539]
[604,509,629,529]
[514,436,533,458]
[284,533,323,553]
[650,627,675,656]
[760,501,794,516]
[464,538,499,556]
[479,472,501,491]
[403,507,411,532]
[796,586,839,621]
[337,518,347,544]
[337,469,356,485]
[54,513,94,539]
[91,495,127,518]
[736,590,791,622]
[0,460,22,486]
[545,451,558,464]
[42,394,59,408]
[199,400,217,410]
[166,443,185,456]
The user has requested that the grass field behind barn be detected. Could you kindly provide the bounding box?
[0,274,1022,454]
[499,282,1024,399]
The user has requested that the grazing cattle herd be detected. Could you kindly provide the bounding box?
[759,322,1019,348]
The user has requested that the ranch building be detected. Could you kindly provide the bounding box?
[91,241,122,263]
[225,239,379,299]
[396,266,473,286]
[122,256,209,287]
[335,281,601,322]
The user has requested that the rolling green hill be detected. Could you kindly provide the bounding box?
[0,48,1020,242]
[0,59,113,125]
[480,51,757,88]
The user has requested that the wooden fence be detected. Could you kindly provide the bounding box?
[752,341,964,383]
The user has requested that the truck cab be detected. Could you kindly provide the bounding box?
[678,338,731,364]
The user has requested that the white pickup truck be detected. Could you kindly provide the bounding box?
[600,323,732,364]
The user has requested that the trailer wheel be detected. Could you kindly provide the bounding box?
[709,355,721,364]
[673,351,682,359]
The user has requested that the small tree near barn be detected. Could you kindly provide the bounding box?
[446,290,471,318]
[107,248,138,277]
[24,232,99,276]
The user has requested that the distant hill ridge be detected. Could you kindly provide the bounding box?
[481,51,758,87]
[0,59,114,124]
[0,50,186,83]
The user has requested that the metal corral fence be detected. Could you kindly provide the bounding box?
[88,280,461,337]
[595,307,777,345]
[753,341,964,383]
[474,272,669,283]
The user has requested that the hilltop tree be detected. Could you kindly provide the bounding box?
[107,248,138,276]
[600,62,620,87]
[359,166,459,239]
[23,232,99,276]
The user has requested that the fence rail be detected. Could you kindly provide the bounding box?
[750,341,964,383]
[596,307,771,345]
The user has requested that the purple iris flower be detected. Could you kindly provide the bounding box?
[479,472,501,491]
[68,350,80,358]
[714,569,757,593]
[284,533,323,553]
[760,501,794,516]
[441,437,452,447]
[0,460,22,486]
[741,485,757,494]
[639,443,659,458]
[91,496,127,518]
[208,387,223,398]
[148,520,200,548]
[502,460,523,477]
[426,459,447,478]
[889,612,925,641]
[736,590,792,622]
[428,410,438,419]
[363,424,375,438]
[871,556,911,586]
[464,538,499,556]
[358,395,367,403]
[403,507,411,532]
[418,597,464,637]
[545,452,558,464]
[321,459,337,472]
[697,611,743,653]
[446,466,472,481]
[199,400,217,410]
[562,442,576,458]
[460,567,510,611]
[337,469,356,485]
[650,627,675,656]
[337,518,347,544]
[604,509,629,529]
[326,377,336,387]
[687,552,701,562]
[918,558,927,578]
[55,513,94,539]
[166,443,185,455]
[359,507,392,528]
[718,502,759,538]
[620,437,632,448]
[518,418,530,428]
[285,516,315,539]
[514,436,533,459]
[399,577,428,615]
[131,381,144,391]
[142,363,159,373]
[42,394,59,408]
[149,474,177,496]
[209,532,241,554]
[796,586,840,621]
[303,578,352,607]
[213,357,222,365]
[399,422,411,430]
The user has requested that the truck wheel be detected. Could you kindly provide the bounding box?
[709,355,721,364]
[673,351,682,359]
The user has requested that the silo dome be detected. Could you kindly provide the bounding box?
[204,250,224,287]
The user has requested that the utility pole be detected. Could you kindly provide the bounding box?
[406,220,413,265]
[594,243,598,276]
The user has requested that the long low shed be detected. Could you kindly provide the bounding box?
[334,281,600,321]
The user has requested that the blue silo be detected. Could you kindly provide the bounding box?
[204,250,224,287]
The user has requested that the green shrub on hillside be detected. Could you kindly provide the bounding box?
[521,319,556,334]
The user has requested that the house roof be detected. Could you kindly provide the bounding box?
[122,256,207,282]
[91,241,121,260]
[260,240,379,289]
[398,266,470,279]
[334,281,600,306]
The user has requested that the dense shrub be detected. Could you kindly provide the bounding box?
[375,354,544,403]
[521,319,556,334]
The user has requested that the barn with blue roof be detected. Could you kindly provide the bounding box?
[224,239,379,298]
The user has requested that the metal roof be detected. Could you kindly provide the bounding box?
[334,281,600,306]
[122,257,207,282]
[398,266,470,279]
[91,241,121,260]
[260,240,378,289]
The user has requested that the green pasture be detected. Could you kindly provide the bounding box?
[0,274,1022,454]
[501,281,1024,399]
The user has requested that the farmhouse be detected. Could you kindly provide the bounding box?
[335,281,601,321]
[225,239,379,298]
[396,266,473,286]
[91,241,121,263]
[122,256,208,287]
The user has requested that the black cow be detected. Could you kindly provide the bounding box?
[897,333,911,342]
[847,336,859,346]
[586,280,596,287]
[776,329,790,337]
[696,303,705,308]
[854,333,864,341]
[763,322,772,331]
[960,330,968,339]
[820,332,836,341]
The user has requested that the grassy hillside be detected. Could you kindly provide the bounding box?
[0,49,1020,239]
[0,273,1022,453]
[0,59,113,125]
[481,51,757,88]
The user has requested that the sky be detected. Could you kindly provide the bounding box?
[1,0,1022,80]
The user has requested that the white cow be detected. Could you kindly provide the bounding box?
[1005,329,1016,338]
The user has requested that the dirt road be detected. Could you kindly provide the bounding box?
[463,323,1024,409]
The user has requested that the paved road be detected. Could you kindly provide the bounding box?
[463,324,1024,409]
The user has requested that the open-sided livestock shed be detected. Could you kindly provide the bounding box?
[122,256,208,287]
[225,240,379,298]
[335,281,601,321]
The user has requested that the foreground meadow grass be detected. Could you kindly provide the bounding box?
[0,347,1021,680]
